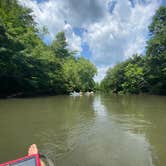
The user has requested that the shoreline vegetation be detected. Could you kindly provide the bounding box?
[0,1,165,98]
[0,0,97,98]
[101,6,166,95]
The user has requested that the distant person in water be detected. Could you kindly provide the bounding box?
[28,144,46,166]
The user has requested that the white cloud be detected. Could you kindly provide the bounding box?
[19,0,82,52]
[19,0,161,82]
[64,23,82,53]
[85,0,160,66]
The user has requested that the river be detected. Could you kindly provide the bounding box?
[0,94,166,166]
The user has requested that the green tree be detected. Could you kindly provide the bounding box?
[63,57,81,92]
[145,6,166,94]
[101,62,126,93]
[77,57,97,91]
[51,32,71,58]
[0,0,97,97]
[101,6,166,95]
[63,57,97,92]
[122,63,144,94]
[101,55,146,94]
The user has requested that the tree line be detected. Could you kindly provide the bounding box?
[101,6,166,95]
[0,0,97,98]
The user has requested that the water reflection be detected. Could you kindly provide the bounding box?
[101,94,166,166]
[0,94,166,166]
[91,95,154,166]
[93,95,108,118]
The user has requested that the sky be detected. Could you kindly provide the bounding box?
[19,0,165,82]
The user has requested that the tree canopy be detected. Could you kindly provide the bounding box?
[101,6,166,95]
[0,0,97,97]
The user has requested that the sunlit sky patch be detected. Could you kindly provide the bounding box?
[19,0,165,82]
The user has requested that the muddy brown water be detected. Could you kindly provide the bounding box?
[0,94,165,166]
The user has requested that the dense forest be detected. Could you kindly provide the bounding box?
[101,6,166,95]
[0,1,165,98]
[0,0,97,98]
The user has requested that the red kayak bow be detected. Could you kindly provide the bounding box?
[0,154,40,166]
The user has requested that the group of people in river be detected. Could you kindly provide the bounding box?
[70,91,94,96]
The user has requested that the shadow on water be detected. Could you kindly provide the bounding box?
[0,94,166,166]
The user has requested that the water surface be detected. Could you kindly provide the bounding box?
[0,94,166,166]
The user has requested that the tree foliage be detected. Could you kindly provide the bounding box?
[145,6,166,94]
[0,0,97,97]
[101,6,166,95]
[63,57,97,92]
[101,55,145,94]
